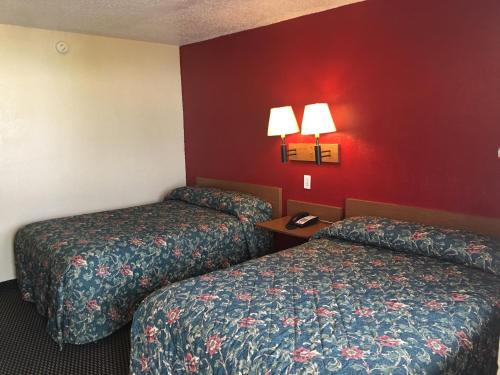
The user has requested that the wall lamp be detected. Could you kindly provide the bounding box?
[301,103,337,165]
[268,103,339,165]
[267,106,299,162]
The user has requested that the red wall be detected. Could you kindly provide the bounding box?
[180,0,500,218]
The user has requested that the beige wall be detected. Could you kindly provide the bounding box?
[0,25,185,281]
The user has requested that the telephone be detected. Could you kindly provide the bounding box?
[286,211,320,230]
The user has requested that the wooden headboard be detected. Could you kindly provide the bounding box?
[346,198,500,239]
[196,177,283,218]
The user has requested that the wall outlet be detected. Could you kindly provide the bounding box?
[304,175,311,190]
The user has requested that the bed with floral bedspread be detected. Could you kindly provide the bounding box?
[15,186,272,346]
[130,217,500,374]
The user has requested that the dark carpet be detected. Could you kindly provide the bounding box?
[0,280,130,375]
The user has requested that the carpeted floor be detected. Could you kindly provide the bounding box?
[0,279,131,375]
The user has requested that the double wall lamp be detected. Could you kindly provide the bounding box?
[267,103,339,165]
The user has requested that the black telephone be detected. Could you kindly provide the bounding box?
[286,212,320,230]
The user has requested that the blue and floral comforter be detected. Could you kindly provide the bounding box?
[130,217,500,374]
[15,187,272,346]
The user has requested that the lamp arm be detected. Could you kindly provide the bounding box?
[280,135,288,163]
[314,135,322,165]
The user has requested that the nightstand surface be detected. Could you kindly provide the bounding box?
[257,216,331,239]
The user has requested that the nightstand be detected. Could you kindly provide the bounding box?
[257,199,343,242]
[257,216,330,239]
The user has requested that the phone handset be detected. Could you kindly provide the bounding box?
[286,212,319,230]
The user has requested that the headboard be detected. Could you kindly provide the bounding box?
[346,198,500,239]
[196,177,282,218]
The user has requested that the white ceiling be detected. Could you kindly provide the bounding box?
[0,0,364,46]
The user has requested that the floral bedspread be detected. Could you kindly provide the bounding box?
[130,218,500,374]
[15,187,272,346]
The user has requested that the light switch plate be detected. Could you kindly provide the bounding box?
[304,175,311,190]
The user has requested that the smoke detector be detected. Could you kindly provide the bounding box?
[55,41,69,55]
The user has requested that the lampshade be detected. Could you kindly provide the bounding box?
[267,106,300,137]
[301,103,336,136]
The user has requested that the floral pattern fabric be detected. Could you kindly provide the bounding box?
[168,187,273,258]
[130,225,500,374]
[313,216,500,276]
[15,187,272,346]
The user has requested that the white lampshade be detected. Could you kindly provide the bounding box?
[267,106,300,137]
[301,103,336,136]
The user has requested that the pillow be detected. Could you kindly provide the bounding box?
[167,186,272,223]
[167,186,273,257]
[312,216,500,277]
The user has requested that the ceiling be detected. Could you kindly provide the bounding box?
[0,0,365,46]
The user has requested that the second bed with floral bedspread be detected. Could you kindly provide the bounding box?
[15,187,272,346]
[130,217,500,374]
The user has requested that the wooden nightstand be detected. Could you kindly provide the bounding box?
[257,216,330,239]
[257,199,343,240]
